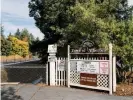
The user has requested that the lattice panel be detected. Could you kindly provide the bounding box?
[97,74,109,88]
[70,70,80,84]
[70,61,80,84]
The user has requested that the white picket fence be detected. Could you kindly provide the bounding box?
[55,58,67,86]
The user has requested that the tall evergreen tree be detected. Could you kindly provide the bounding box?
[29,0,75,42]
[1,25,4,38]
[36,37,40,41]
[29,33,35,44]
[14,28,21,39]
[20,28,30,42]
[28,0,76,62]
[1,27,12,56]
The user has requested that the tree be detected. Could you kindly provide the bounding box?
[64,0,133,83]
[1,37,12,56]
[28,0,76,60]
[29,0,75,41]
[14,28,21,39]
[9,32,12,37]
[8,36,29,57]
[29,33,35,44]
[28,0,133,84]
[1,26,12,56]
[35,37,40,41]
[20,28,30,42]
[1,25,4,37]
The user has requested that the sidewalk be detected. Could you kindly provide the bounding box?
[1,84,133,100]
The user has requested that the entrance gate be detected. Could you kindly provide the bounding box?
[47,44,116,95]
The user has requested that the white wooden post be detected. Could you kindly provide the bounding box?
[109,43,113,95]
[58,58,60,86]
[67,45,70,87]
[47,44,57,86]
[55,58,58,85]
[49,53,56,86]
[46,63,48,85]
[113,55,116,92]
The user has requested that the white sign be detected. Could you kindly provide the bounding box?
[100,62,109,74]
[87,62,99,74]
[48,56,56,62]
[58,60,65,71]
[48,44,57,53]
[77,61,99,74]
[77,61,85,72]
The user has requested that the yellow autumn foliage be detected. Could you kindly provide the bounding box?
[8,36,29,57]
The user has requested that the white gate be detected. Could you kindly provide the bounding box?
[67,44,116,95]
[46,44,116,95]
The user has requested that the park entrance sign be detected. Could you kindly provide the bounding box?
[80,73,97,86]
[46,43,116,95]
[67,43,116,95]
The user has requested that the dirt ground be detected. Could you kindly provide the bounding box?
[115,83,133,96]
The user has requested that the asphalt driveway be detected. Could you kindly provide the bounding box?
[1,84,133,100]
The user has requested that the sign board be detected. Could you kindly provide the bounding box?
[58,60,66,71]
[77,61,99,74]
[80,73,97,86]
[71,48,106,53]
[48,44,57,53]
[100,62,109,74]
[77,61,84,72]
[48,56,56,62]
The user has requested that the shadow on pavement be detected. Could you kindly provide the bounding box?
[1,87,23,100]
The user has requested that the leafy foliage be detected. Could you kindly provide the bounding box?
[28,0,76,61]
[1,26,36,57]
[62,0,133,82]
[8,36,29,57]
[29,0,75,41]
[14,28,21,39]
[1,38,12,56]
[1,26,12,56]
[29,0,133,82]
[14,28,36,44]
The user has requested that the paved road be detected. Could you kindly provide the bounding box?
[2,58,41,65]
[1,59,45,68]
[1,84,133,100]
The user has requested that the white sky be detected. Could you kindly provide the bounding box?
[1,0,44,40]
[128,0,133,6]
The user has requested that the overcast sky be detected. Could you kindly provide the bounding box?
[1,0,44,40]
[1,0,133,40]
